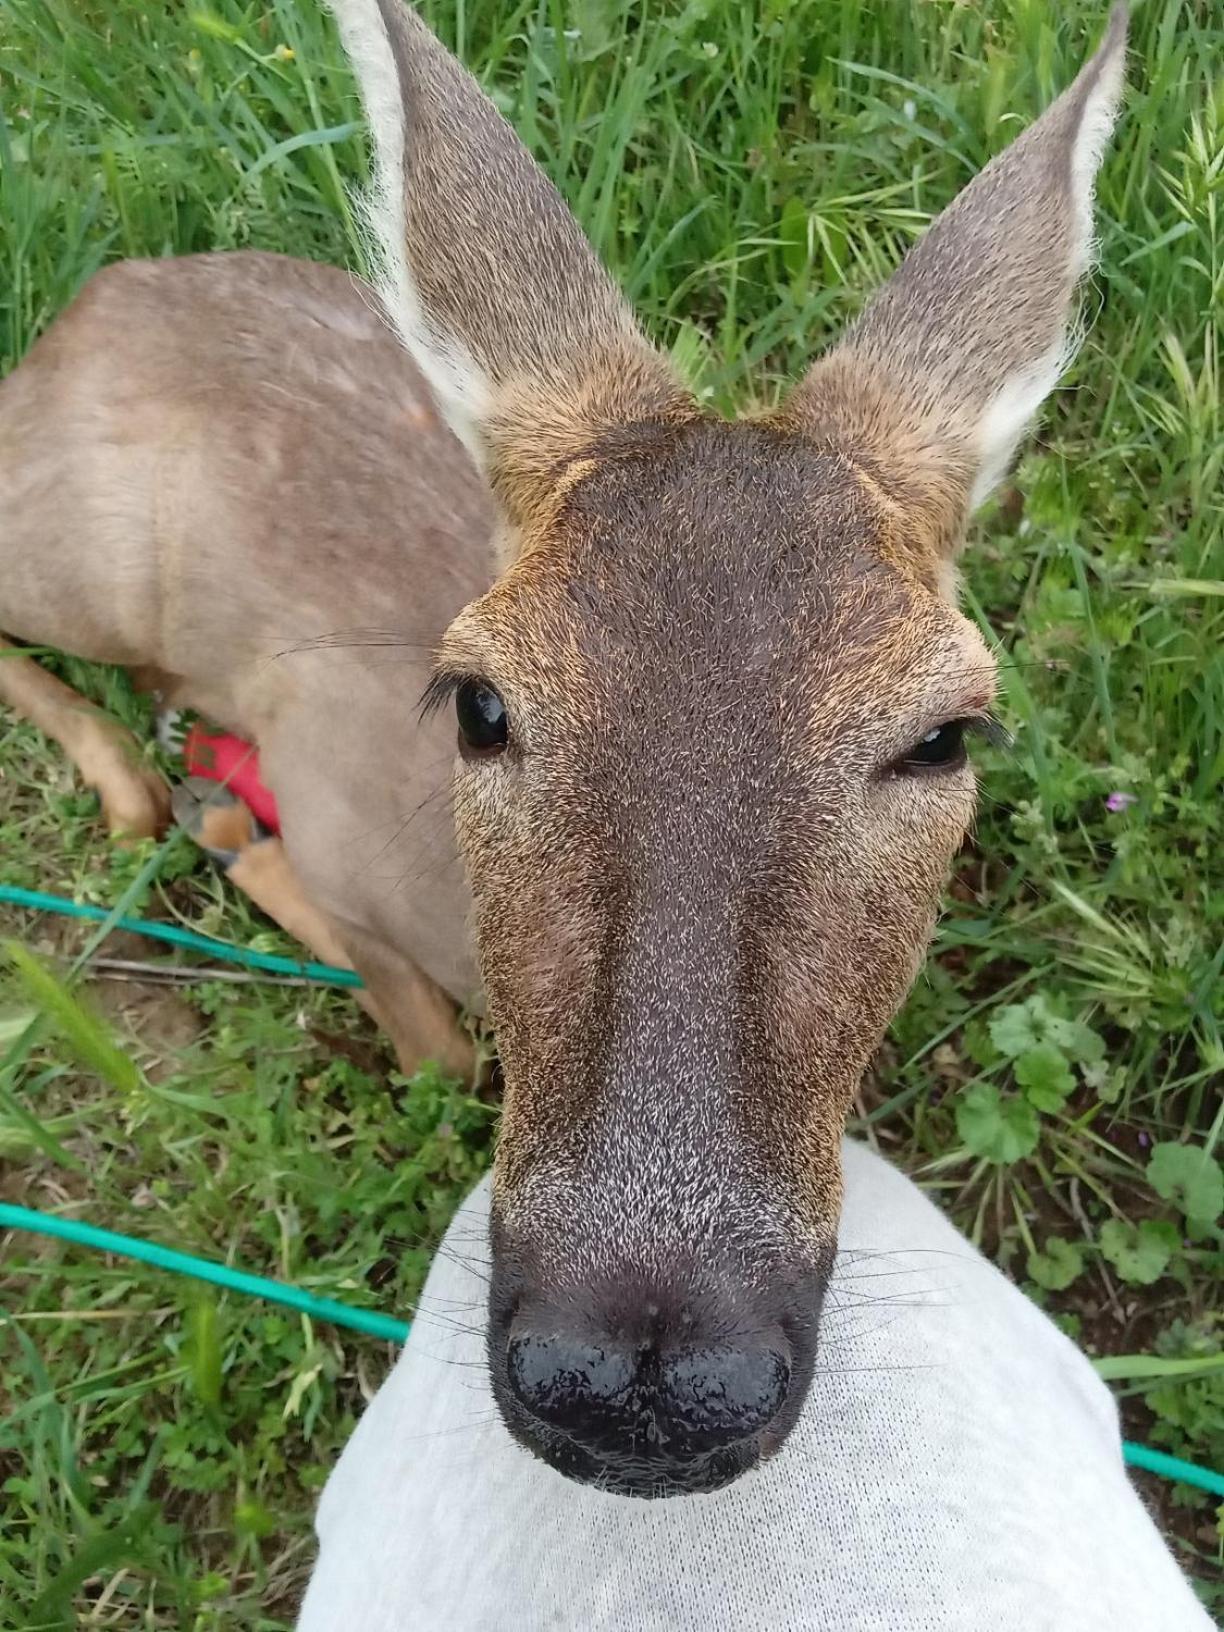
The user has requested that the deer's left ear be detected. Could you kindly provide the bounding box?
[777,5,1128,561]
[324,0,690,544]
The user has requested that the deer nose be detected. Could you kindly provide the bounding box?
[505,1324,792,1459]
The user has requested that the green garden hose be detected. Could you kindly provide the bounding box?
[0,1201,407,1343]
[1,885,1221,1500]
[1,1201,1221,1499]
[0,883,363,986]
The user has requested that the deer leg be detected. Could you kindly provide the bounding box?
[177,782,473,1081]
[232,839,474,1081]
[328,916,476,1085]
[0,644,171,840]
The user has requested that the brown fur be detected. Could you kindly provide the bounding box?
[0,252,487,1076]
[443,418,990,1263]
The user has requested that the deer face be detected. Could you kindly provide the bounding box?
[329,0,1126,1494]
[434,425,995,1490]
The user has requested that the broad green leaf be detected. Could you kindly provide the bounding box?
[955,1083,1040,1165]
[1098,1218,1180,1286]
[1146,1142,1224,1234]
[988,995,1104,1070]
[988,1001,1041,1059]
[1045,1013,1106,1065]
[1014,1042,1075,1111]
[1027,1236,1085,1290]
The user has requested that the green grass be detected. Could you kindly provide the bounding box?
[1,0,1221,1623]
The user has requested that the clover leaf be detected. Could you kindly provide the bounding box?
[1098,1218,1180,1285]
[1014,1042,1076,1112]
[956,1083,1040,1165]
[1027,1236,1086,1291]
[1146,1142,1223,1237]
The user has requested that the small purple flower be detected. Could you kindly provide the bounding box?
[1105,790,1137,813]
[1137,1131,1151,1148]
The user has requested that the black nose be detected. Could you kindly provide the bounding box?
[506,1324,791,1460]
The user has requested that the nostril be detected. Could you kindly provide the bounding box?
[660,1340,791,1452]
[506,1331,635,1439]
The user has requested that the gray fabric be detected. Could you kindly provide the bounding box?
[298,1141,1211,1631]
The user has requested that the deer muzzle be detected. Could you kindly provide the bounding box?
[486,1221,832,1496]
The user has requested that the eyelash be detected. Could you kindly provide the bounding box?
[884,711,1009,778]
[419,670,468,721]
[963,712,1010,749]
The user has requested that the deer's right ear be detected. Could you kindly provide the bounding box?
[327,0,688,523]
[776,6,1128,571]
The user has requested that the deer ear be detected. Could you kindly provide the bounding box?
[779,5,1128,548]
[326,0,687,511]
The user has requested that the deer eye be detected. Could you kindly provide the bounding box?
[896,720,967,774]
[456,680,508,758]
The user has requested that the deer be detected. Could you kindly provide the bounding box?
[0,0,1127,1497]
[0,250,485,1079]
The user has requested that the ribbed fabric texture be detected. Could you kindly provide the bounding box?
[298,1142,1212,1631]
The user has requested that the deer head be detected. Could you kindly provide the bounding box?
[328,0,1127,1495]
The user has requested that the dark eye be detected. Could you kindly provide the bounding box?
[455,679,508,758]
[897,720,967,773]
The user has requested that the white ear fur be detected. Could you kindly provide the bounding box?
[970,342,1067,508]
[328,0,492,463]
[969,26,1127,508]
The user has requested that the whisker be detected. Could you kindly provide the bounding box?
[270,626,441,659]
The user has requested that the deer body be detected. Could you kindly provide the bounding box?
[1,0,1128,1497]
[0,252,487,1053]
